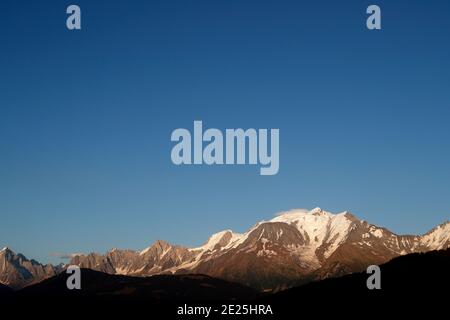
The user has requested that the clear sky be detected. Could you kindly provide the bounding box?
[1,0,449,264]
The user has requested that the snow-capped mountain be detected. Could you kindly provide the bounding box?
[0,247,59,290]
[67,208,449,291]
[70,240,196,276]
[1,208,449,291]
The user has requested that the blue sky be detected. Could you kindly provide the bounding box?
[1,0,449,264]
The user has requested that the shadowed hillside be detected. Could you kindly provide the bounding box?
[266,248,450,317]
[0,283,12,296]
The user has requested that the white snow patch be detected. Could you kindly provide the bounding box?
[192,230,237,252]
[420,223,450,250]
[370,227,383,238]
[115,267,130,275]
[140,246,152,256]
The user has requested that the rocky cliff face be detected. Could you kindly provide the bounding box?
[0,247,59,290]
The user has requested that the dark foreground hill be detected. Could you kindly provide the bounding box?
[266,248,450,317]
[3,249,449,319]
[0,283,12,295]
[17,268,259,300]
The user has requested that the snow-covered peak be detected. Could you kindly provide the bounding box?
[193,230,242,252]
[310,207,329,215]
[139,240,172,256]
[203,230,231,250]
[271,209,311,224]
[271,207,340,224]
[420,221,450,250]
[270,208,355,258]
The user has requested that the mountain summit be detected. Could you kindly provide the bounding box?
[0,247,59,290]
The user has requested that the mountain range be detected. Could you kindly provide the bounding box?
[2,248,449,319]
[1,207,449,291]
